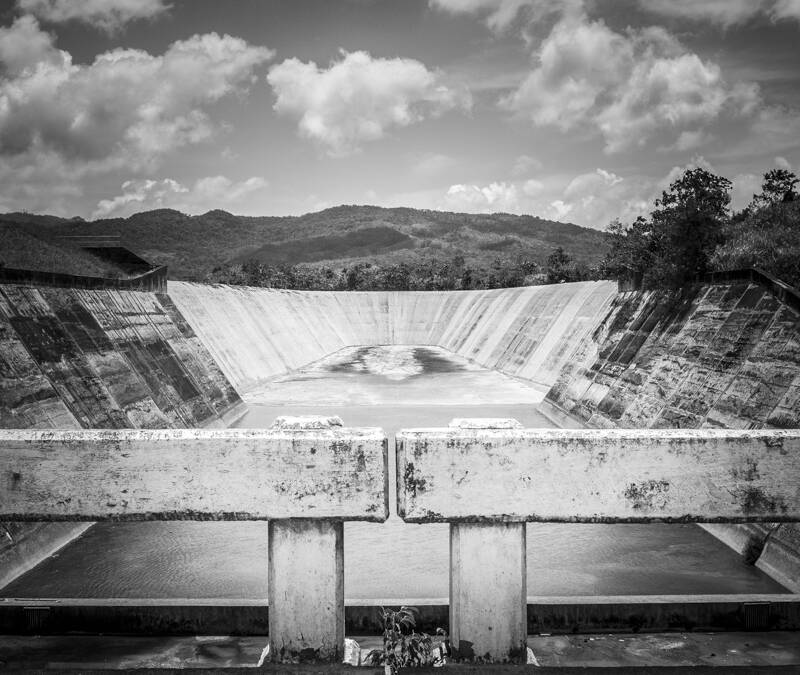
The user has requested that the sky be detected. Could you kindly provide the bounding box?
[0,0,798,229]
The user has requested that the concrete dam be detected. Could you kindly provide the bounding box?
[1,275,798,608]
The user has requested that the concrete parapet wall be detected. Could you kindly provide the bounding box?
[168,280,618,395]
[0,427,388,521]
[0,421,389,663]
[396,428,800,523]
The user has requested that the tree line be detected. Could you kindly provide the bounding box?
[208,166,799,291]
[207,249,599,291]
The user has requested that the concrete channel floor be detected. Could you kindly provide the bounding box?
[1,633,799,670]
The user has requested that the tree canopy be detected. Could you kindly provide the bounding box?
[604,166,799,290]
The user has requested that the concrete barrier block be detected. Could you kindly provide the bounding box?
[0,428,388,521]
[396,428,800,523]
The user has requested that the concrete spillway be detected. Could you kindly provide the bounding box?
[169,280,618,396]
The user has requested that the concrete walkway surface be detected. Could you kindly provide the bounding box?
[1,633,799,671]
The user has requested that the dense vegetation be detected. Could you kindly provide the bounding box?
[209,247,597,291]
[0,206,608,282]
[604,168,800,290]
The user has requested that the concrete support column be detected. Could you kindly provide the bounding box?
[268,519,344,663]
[449,521,527,663]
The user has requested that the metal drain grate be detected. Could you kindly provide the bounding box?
[743,601,771,630]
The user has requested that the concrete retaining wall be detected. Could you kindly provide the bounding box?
[0,264,168,293]
[545,280,800,591]
[0,284,246,590]
[168,280,618,395]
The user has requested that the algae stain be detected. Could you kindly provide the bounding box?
[624,479,670,510]
[403,462,427,498]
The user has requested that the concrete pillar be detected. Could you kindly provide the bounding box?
[268,519,344,663]
[449,521,527,663]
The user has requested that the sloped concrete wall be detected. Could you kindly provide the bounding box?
[0,285,243,429]
[546,283,799,430]
[168,280,618,395]
[545,281,800,591]
[0,284,245,589]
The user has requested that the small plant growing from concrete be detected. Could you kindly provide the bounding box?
[364,606,445,673]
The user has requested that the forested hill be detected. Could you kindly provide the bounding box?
[0,205,608,280]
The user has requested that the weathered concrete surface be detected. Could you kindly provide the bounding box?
[757,524,800,592]
[450,522,527,662]
[397,428,800,522]
[268,520,344,663]
[546,283,800,431]
[168,280,618,395]
[545,281,800,589]
[0,428,388,521]
[0,285,244,430]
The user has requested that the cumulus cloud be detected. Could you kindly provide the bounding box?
[439,164,717,229]
[501,9,761,153]
[444,181,521,212]
[0,17,273,170]
[267,50,471,156]
[773,0,800,21]
[17,0,170,32]
[92,175,269,219]
[0,147,86,215]
[639,0,800,27]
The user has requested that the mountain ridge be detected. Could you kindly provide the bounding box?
[0,205,609,280]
